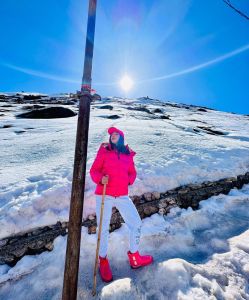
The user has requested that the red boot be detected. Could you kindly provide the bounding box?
[99,255,113,282]
[127,250,153,269]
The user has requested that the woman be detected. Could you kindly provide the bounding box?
[90,126,153,282]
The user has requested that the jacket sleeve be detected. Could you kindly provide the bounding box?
[90,146,105,185]
[128,155,137,185]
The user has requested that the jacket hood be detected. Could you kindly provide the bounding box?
[127,145,136,157]
[99,142,136,156]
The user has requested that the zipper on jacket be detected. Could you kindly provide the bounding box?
[116,151,120,197]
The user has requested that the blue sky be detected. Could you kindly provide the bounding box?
[0,0,248,114]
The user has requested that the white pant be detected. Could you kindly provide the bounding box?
[95,194,142,257]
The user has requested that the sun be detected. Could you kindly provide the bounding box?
[119,75,134,92]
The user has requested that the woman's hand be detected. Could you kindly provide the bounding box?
[101,175,109,185]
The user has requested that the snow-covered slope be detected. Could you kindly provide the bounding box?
[1,96,249,239]
[0,95,249,299]
[0,184,249,299]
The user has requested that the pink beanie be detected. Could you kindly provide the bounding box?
[107,126,124,138]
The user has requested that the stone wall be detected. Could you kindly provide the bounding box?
[88,172,249,234]
[1,172,248,266]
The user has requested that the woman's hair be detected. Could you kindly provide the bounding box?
[109,134,130,155]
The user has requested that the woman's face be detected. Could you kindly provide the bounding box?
[110,132,120,144]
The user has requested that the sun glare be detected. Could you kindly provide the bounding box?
[119,75,134,92]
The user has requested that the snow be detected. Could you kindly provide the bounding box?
[0,184,249,299]
[1,97,249,239]
[0,96,249,299]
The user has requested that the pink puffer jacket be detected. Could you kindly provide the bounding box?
[90,142,137,197]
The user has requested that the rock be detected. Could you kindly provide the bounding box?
[197,108,207,112]
[130,196,141,205]
[16,107,77,119]
[187,184,199,190]
[8,238,20,245]
[144,192,152,201]
[0,239,8,247]
[160,115,170,119]
[126,106,152,114]
[0,254,15,265]
[12,98,24,104]
[191,200,199,210]
[23,95,42,100]
[178,188,190,195]
[190,184,203,190]
[107,115,121,119]
[2,124,13,128]
[197,126,226,136]
[244,172,249,183]
[224,178,237,188]
[190,119,208,124]
[158,199,168,208]
[158,208,166,215]
[195,188,208,197]
[152,192,161,200]
[225,177,238,183]
[236,175,245,188]
[98,105,113,110]
[136,206,145,217]
[153,108,163,113]
[144,206,158,216]
[176,198,182,206]
[112,207,118,214]
[61,222,68,229]
[12,246,28,258]
[88,225,97,234]
[110,222,122,231]
[167,197,177,205]
[28,240,46,250]
[32,228,47,236]
[45,242,54,251]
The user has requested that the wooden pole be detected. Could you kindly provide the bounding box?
[62,1,97,299]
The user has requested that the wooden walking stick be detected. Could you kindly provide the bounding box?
[92,182,107,296]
